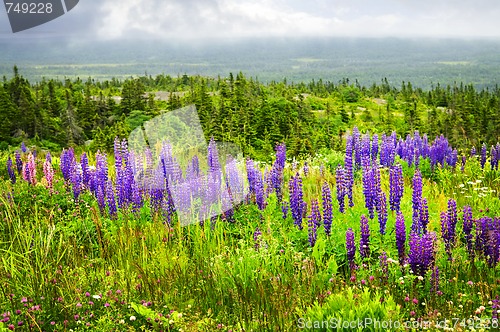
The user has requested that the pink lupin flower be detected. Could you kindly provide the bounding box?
[23,153,37,185]
[43,160,54,191]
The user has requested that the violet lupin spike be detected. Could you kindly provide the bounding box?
[462,205,474,259]
[335,165,347,213]
[408,232,436,277]
[377,191,388,235]
[289,173,305,230]
[346,228,357,272]
[361,164,375,219]
[308,199,321,247]
[389,164,404,212]
[480,143,487,169]
[345,135,354,208]
[395,212,407,267]
[379,251,389,284]
[7,157,16,184]
[322,181,333,236]
[359,215,370,259]
[106,179,117,218]
[15,150,22,175]
[411,169,423,234]
[419,198,429,233]
[254,227,262,250]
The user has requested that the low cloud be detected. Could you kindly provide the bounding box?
[2,0,500,40]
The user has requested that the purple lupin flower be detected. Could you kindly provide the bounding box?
[461,155,466,172]
[491,145,498,170]
[335,166,347,213]
[253,227,262,250]
[480,143,487,169]
[360,133,371,167]
[361,164,375,219]
[492,296,500,321]
[345,135,354,207]
[106,179,117,218]
[246,159,264,209]
[470,146,476,157]
[419,198,429,233]
[440,212,451,260]
[411,169,423,234]
[395,212,407,266]
[97,186,106,214]
[441,200,458,262]
[20,141,27,153]
[303,161,309,176]
[359,215,370,259]
[282,201,289,219]
[371,134,379,161]
[245,161,265,211]
[270,165,283,203]
[308,199,321,247]
[446,199,458,258]
[389,164,404,212]
[379,251,389,284]
[275,143,286,170]
[15,150,22,175]
[377,191,388,235]
[408,232,436,277]
[363,163,381,219]
[289,173,305,230]
[380,133,396,167]
[149,182,164,215]
[95,152,109,213]
[462,205,474,259]
[264,167,273,197]
[117,140,134,209]
[7,157,16,184]
[224,157,245,205]
[352,127,362,168]
[208,137,221,174]
[164,184,177,226]
[70,163,83,201]
[131,182,143,215]
[114,138,124,208]
[60,148,75,182]
[23,153,36,185]
[476,217,500,267]
[496,143,500,170]
[322,181,333,236]
[372,161,382,206]
[346,228,356,272]
[431,266,440,293]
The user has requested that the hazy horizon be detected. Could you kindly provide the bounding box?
[2,1,500,89]
[2,0,500,41]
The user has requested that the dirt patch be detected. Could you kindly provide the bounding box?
[373,98,387,105]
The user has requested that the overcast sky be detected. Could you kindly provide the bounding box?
[1,0,500,40]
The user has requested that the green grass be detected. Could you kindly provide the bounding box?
[0,148,499,331]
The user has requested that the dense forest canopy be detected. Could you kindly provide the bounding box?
[0,66,499,161]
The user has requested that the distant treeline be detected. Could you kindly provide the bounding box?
[0,66,499,160]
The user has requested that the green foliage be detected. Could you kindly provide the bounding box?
[2,67,499,159]
[298,288,402,331]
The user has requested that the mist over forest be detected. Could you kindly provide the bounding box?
[2,37,500,89]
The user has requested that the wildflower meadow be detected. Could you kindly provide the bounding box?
[1,127,500,331]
